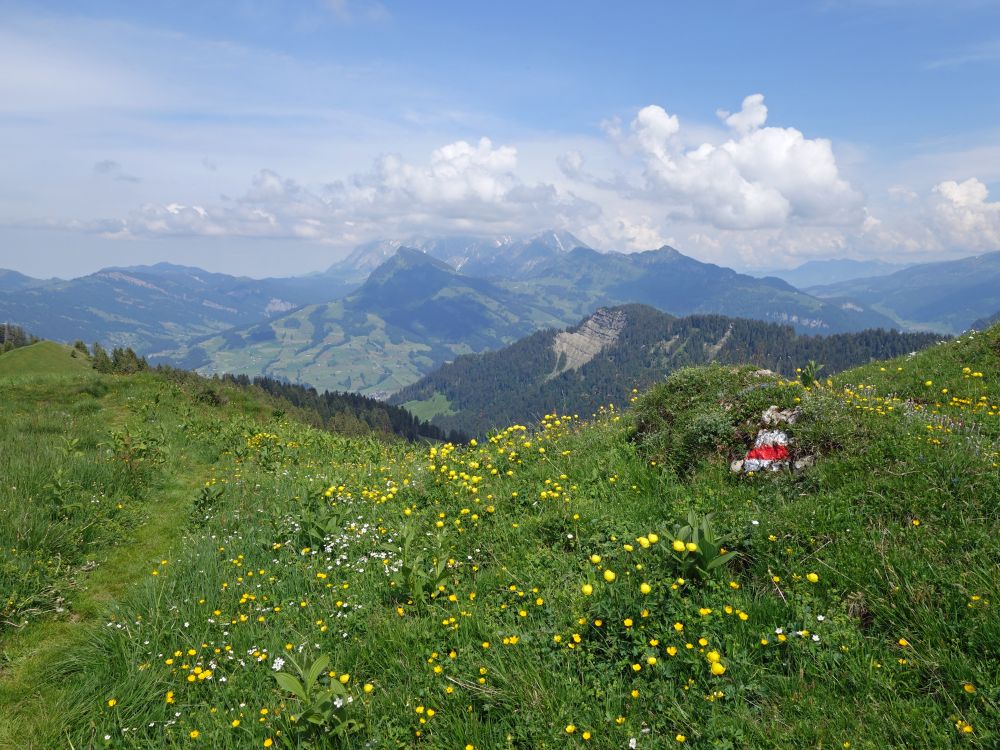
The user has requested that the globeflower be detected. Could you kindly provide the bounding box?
[581,583,594,596]
[603,570,616,583]
[672,540,686,552]
[806,572,819,583]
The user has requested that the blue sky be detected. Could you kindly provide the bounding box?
[1,0,999,277]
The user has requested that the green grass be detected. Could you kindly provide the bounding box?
[0,340,93,377]
[0,327,998,748]
[402,392,456,421]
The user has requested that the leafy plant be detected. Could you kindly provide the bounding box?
[384,522,450,605]
[668,510,739,580]
[272,653,362,743]
[799,360,825,388]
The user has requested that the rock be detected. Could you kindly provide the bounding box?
[730,459,744,473]
[753,369,777,377]
[761,405,801,426]
[794,455,816,471]
[742,429,791,472]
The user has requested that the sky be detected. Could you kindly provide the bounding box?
[2,0,1000,278]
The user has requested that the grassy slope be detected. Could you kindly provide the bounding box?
[0,358,320,749]
[1,328,997,748]
[0,340,93,376]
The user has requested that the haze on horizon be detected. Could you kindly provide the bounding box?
[1,0,999,279]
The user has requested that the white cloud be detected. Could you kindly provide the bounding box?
[617,94,864,230]
[718,93,768,134]
[76,139,597,245]
[930,177,1000,248]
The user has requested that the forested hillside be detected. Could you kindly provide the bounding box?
[393,305,942,436]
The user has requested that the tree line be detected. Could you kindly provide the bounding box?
[391,306,944,437]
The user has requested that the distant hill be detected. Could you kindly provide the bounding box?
[390,304,942,436]
[0,262,355,356]
[173,244,908,395]
[172,248,568,394]
[971,309,1000,330]
[808,250,1000,333]
[501,245,900,334]
[0,269,48,292]
[325,230,587,281]
[0,340,93,377]
[755,258,909,289]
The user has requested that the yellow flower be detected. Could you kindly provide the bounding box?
[647,533,659,544]
[565,724,576,734]
[581,583,594,596]
[685,542,698,552]
[364,683,374,693]
[898,638,910,648]
[706,651,721,663]
[189,730,200,739]
[589,554,602,564]
[710,662,726,676]
[603,570,616,583]
[963,683,976,694]
[231,720,240,728]
[107,699,117,707]
[582,731,592,741]
[640,582,652,595]
[806,572,819,583]
[666,646,678,656]
[676,734,687,743]
[672,539,686,552]
[264,740,274,748]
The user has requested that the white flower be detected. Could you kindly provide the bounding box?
[812,634,820,641]
[629,739,637,749]
[271,657,285,671]
[816,615,826,622]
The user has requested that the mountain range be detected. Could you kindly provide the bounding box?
[754,258,910,289]
[390,304,942,436]
[2,231,993,397]
[163,242,903,394]
[807,250,1000,334]
[0,262,355,355]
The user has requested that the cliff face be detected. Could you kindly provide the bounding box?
[548,307,628,379]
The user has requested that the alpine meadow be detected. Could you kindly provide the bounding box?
[2,2,1000,749]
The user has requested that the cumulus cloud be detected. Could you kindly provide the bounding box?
[620,94,863,230]
[78,138,597,244]
[717,93,768,134]
[930,177,1000,248]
